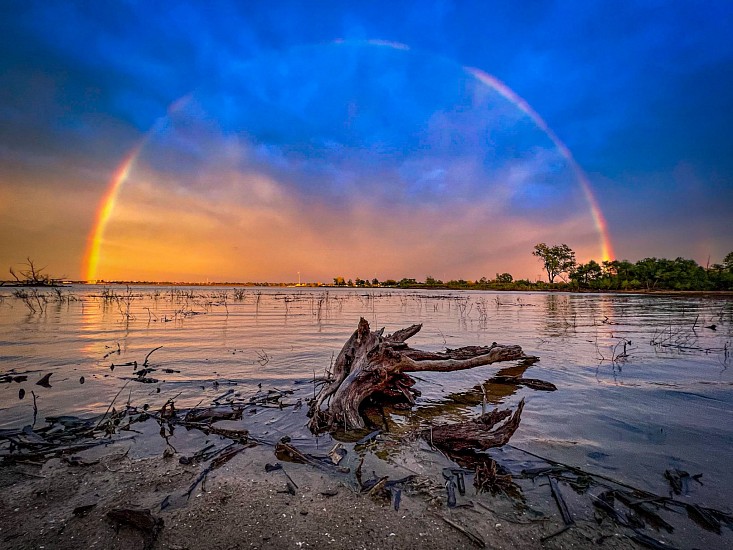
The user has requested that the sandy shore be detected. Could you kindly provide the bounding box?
[0,439,642,550]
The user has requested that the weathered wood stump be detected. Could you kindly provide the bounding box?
[425,398,524,452]
[307,318,531,434]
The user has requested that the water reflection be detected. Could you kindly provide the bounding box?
[383,362,533,435]
[541,294,578,338]
[1,286,732,513]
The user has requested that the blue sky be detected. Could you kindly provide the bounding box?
[1,1,732,281]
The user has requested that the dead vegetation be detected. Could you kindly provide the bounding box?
[2,291,732,549]
[8,257,60,286]
[307,318,532,433]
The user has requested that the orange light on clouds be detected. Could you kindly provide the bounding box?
[82,161,603,283]
[81,54,615,283]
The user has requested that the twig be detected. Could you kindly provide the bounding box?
[433,513,486,548]
[143,346,163,367]
[508,444,645,494]
[508,443,732,522]
[183,399,206,422]
[186,444,249,498]
[280,466,299,489]
[548,476,574,526]
[0,436,136,460]
[31,390,38,427]
[95,379,132,429]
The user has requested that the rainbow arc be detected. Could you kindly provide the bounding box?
[82,50,614,282]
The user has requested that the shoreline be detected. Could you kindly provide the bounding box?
[2,407,728,550]
[1,287,731,549]
[0,438,623,550]
[2,281,733,298]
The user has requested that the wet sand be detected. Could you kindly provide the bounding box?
[0,440,641,550]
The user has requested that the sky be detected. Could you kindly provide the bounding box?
[1,1,732,283]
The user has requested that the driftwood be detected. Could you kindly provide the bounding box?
[426,399,525,453]
[308,318,531,433]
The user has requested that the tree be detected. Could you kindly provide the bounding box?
[570,260,602,287]
[9,258,54,286]
[724,252,733,272]
[532,243,576,283]
[495,272,513,283]
[333,276,345,286]
[711,254,733,290]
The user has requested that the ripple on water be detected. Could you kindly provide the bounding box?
[1,287,731,515]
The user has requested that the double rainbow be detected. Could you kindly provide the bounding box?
[82,62,614,282]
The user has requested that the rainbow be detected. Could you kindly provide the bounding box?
[82,97,191,282]
[82,142,145,282]
[468,68,614,262]
[81,55,614,282]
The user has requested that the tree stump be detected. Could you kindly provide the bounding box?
[307,318,531,433]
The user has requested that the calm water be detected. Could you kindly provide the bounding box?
[1,286,732,538]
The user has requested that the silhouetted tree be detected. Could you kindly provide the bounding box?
[495,272,513,283]
[9,258,55,286]
[532,243,576,283]
[570,260,602,287]
[724,252,733,271]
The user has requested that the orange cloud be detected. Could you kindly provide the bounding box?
[93,159,602,283]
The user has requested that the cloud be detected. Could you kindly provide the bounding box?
[95,136,601,283]
[66,40,608,282]
[2,2,731,280]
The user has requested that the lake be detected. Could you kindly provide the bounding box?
[1,286,731,545]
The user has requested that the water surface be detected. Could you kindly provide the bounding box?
[1,286,732,542]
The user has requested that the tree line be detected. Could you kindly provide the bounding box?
[6,248,733,291]
[332,244,733,291]
[532,243,733,291]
